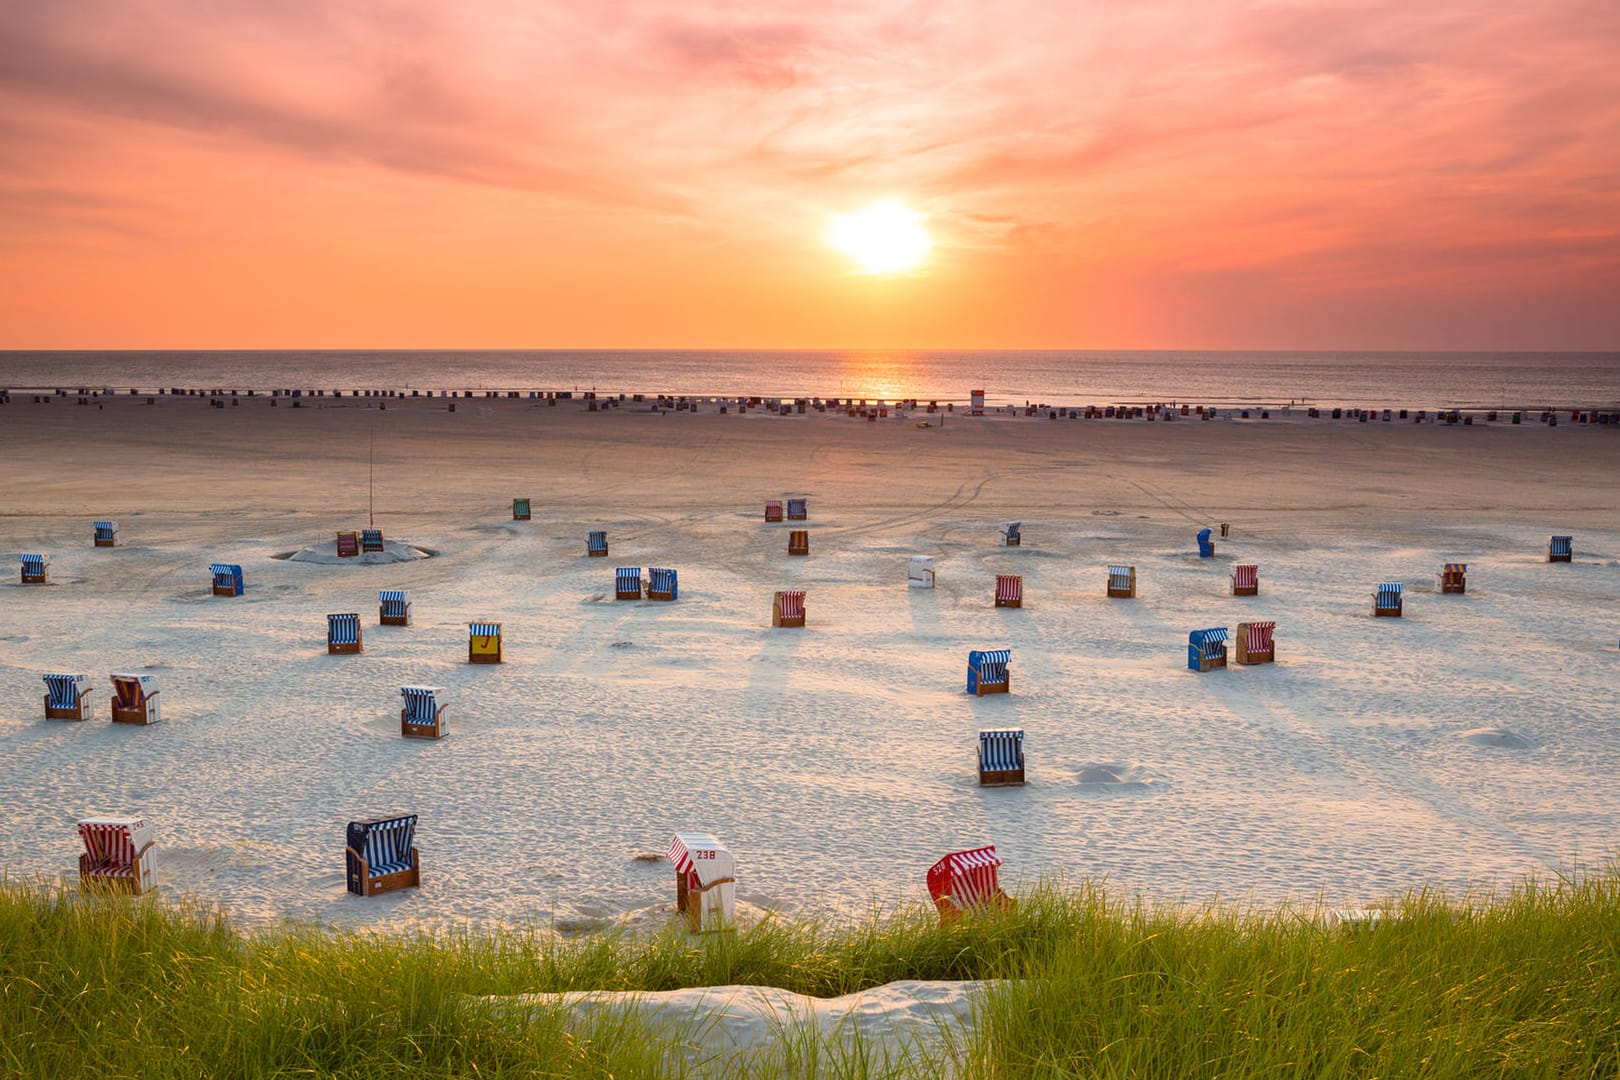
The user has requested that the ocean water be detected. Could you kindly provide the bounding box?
[2,349,1617,409]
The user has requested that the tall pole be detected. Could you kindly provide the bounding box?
[369,421,375,528]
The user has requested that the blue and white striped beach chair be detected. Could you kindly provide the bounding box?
[1548,535,1573,562]
[379,590,410,626]
[999,522,1021,547]
[647,567,678,601]
[978,728,1025,786]
[616,567,642,600]
[93,521,118,547]
[44,673,94,720]
[468,622,502,663]
[1188,627,1229,671]
[1107,565,1136,598]
[967,649,1012,695]
[587,530,608,557]
[210,563,243,596]
[1372,582,1403,617]
[512,498,531,521]
[361,528,385,553]
[1197,528,1215,558]
[345,814,420,896]
[19,553,48,584]
[786,498,808,520]
[400,685,446,739]
[327,613,362,654]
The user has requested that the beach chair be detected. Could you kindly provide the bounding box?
[772,589,805,628]
[400,685,447,739]
[335,530,360,558]
[1372,583,1403,617]
[361,528,385,553]
[512,498,531,520]
[667,832,736,932]
[967,649,1011,695]
[327,613,362,654]
[210,563,243,596]
[1548,535,1572,562]
[764,500,784,522]
[379,589,411,626]
[19,553,48,584]
[978,729,1025,786]
[1187,628,1228,672]
[345,814,420,896]
[1235,621,1276,664]
[908,556,936,588]
[77,817,156,894]
[587,530,608,557]
[616,567,642,600]
[786,498,807,520]
[1107,565,1136,598]
[468,622,503,663]
[1439,563,1467,594]
[1197,528,1215,558]
[788,529,809,556]
[927,846,1012,924]
[999,522,1021,547]
[1232,564,1259,596]
[995,574,1023,608]
[93,520,118,547]
[43,673,94,720]
[110,673,161,725]
[647,567,678,601]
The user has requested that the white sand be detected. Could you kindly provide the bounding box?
[2,399,1618,932]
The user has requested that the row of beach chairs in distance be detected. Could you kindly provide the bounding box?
[67,815,1012,930]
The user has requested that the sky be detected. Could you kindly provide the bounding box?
[1,0,1617,350]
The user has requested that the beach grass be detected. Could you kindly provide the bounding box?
[3,873,1617,1078]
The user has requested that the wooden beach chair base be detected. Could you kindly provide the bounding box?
[45,698,91,721]
[1193,655,1227,672]
[1107,586,1135,598]
[1548,554,1570,563]
[978,767,1026,787]
[648,590,675,601]
[1232,586,1258,597]
[1373,606,1402,618]
[1440,582,1466,594]
[995,595,1022,608]
[212,585,237,597]
[111,705,156,725]
[22,571,48,584]
[94,538,116,548]
[328,639,362,655]
[348,849,421,896]
[588,549,609,557]
[468,648,502,664]
[401,711,447,739]
[79,850,155,895]
[616,588,641,600]
[1234,644,1275,665]
[974,680,1010,696]
[380,612,411,627]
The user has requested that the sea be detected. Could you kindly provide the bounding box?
[2,350,1617,410]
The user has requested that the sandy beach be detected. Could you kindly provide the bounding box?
[2,397,1617,932]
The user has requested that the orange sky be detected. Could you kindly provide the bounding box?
[1,1,1617,349]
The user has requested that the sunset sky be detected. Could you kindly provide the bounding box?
[1,0,1616,350]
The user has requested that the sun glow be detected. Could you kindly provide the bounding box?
[827,200,932,274]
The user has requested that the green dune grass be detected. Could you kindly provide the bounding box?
[3,873,1616,1078]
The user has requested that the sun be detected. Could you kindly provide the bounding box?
[827,199,931,274]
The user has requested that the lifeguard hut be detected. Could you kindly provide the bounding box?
[647,567,678,601]
[77,817,156,894]
[335,531,360,558]
[512,498,531,521]
[361,528,385,553]
[995,574,1023,608]
[927,846,1011,924]
[786,498,807,520]
[764,500,784,522]
[210,563,243,596]
[400,685,447,739]
[20,553,48,584]
[1373,583,1403,617]
[788,529,809,556]
[1107,565,1136,598]
[44,673,94,720]
[978,729,1025,786]
[1187,628,1228,671]
[1197,528,1215,558]
[1548,536,1573,562]
[908,556,936,588]
[110,673,160,725]
[772,589,805,627]
[666,832,736,932]
[1232,564,1259,596]
[379,590,411,626]
[616,567,642,600]
[587,530,608,557]
[327,613,362,654]
[468,622,503,663]
[999,522,1022,547]
[1439,563,1467,594]
[1235,621,1275,664]
[93,521,119,547]
[345,814,420,896]
[967,649,1011,695]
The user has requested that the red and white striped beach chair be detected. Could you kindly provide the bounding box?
[926,846,1013,924]
[995,574,1023,608]
[764,500,784,522]
[77,817,157,894]
[1235,621,1276,664]
[772,589,805,627]
[1232,564,1258,596]
[667,832,736,932]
